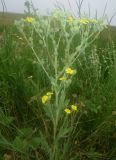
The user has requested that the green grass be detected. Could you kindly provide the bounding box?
[0,12,24,25]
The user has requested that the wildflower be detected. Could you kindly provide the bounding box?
[25,17,33,23]
[71,105,78,111]
[46,92,53,96]
[64,108,71,114]
[90,19,97,23]
[41,91,53,104]
[59,76,66,81]
[42,95,49,104]
[65,67,75,75]
[79,18,89,24]
[66,16,73,23]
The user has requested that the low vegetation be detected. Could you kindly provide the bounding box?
[0,7,116,160]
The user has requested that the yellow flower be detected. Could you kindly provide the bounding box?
[46,92,53,96]
[42,95,48,104]
[66,16,73,23]
[25,17,33,23]
[90,19,97,23]
[64,108,71,114]
[79,19,89,24]
[71,105,78,111]
[65,67,75,75]
[59,76,66,81]
[41,91,53,104]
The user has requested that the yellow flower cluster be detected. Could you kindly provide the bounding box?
[66,16,97,25]
[71,105,78,111]
[42,95,48,104]
[42,92,53,104]
[59,76,67,81]
[66,16,74,23]
[25,17,33,23]
[89,19,97,23]
[79,18,97,24]
[59,67,76,81]
[64,104,78,114]
[64,108,71,114]
[65,67,75,75]
[79,18,89,24]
